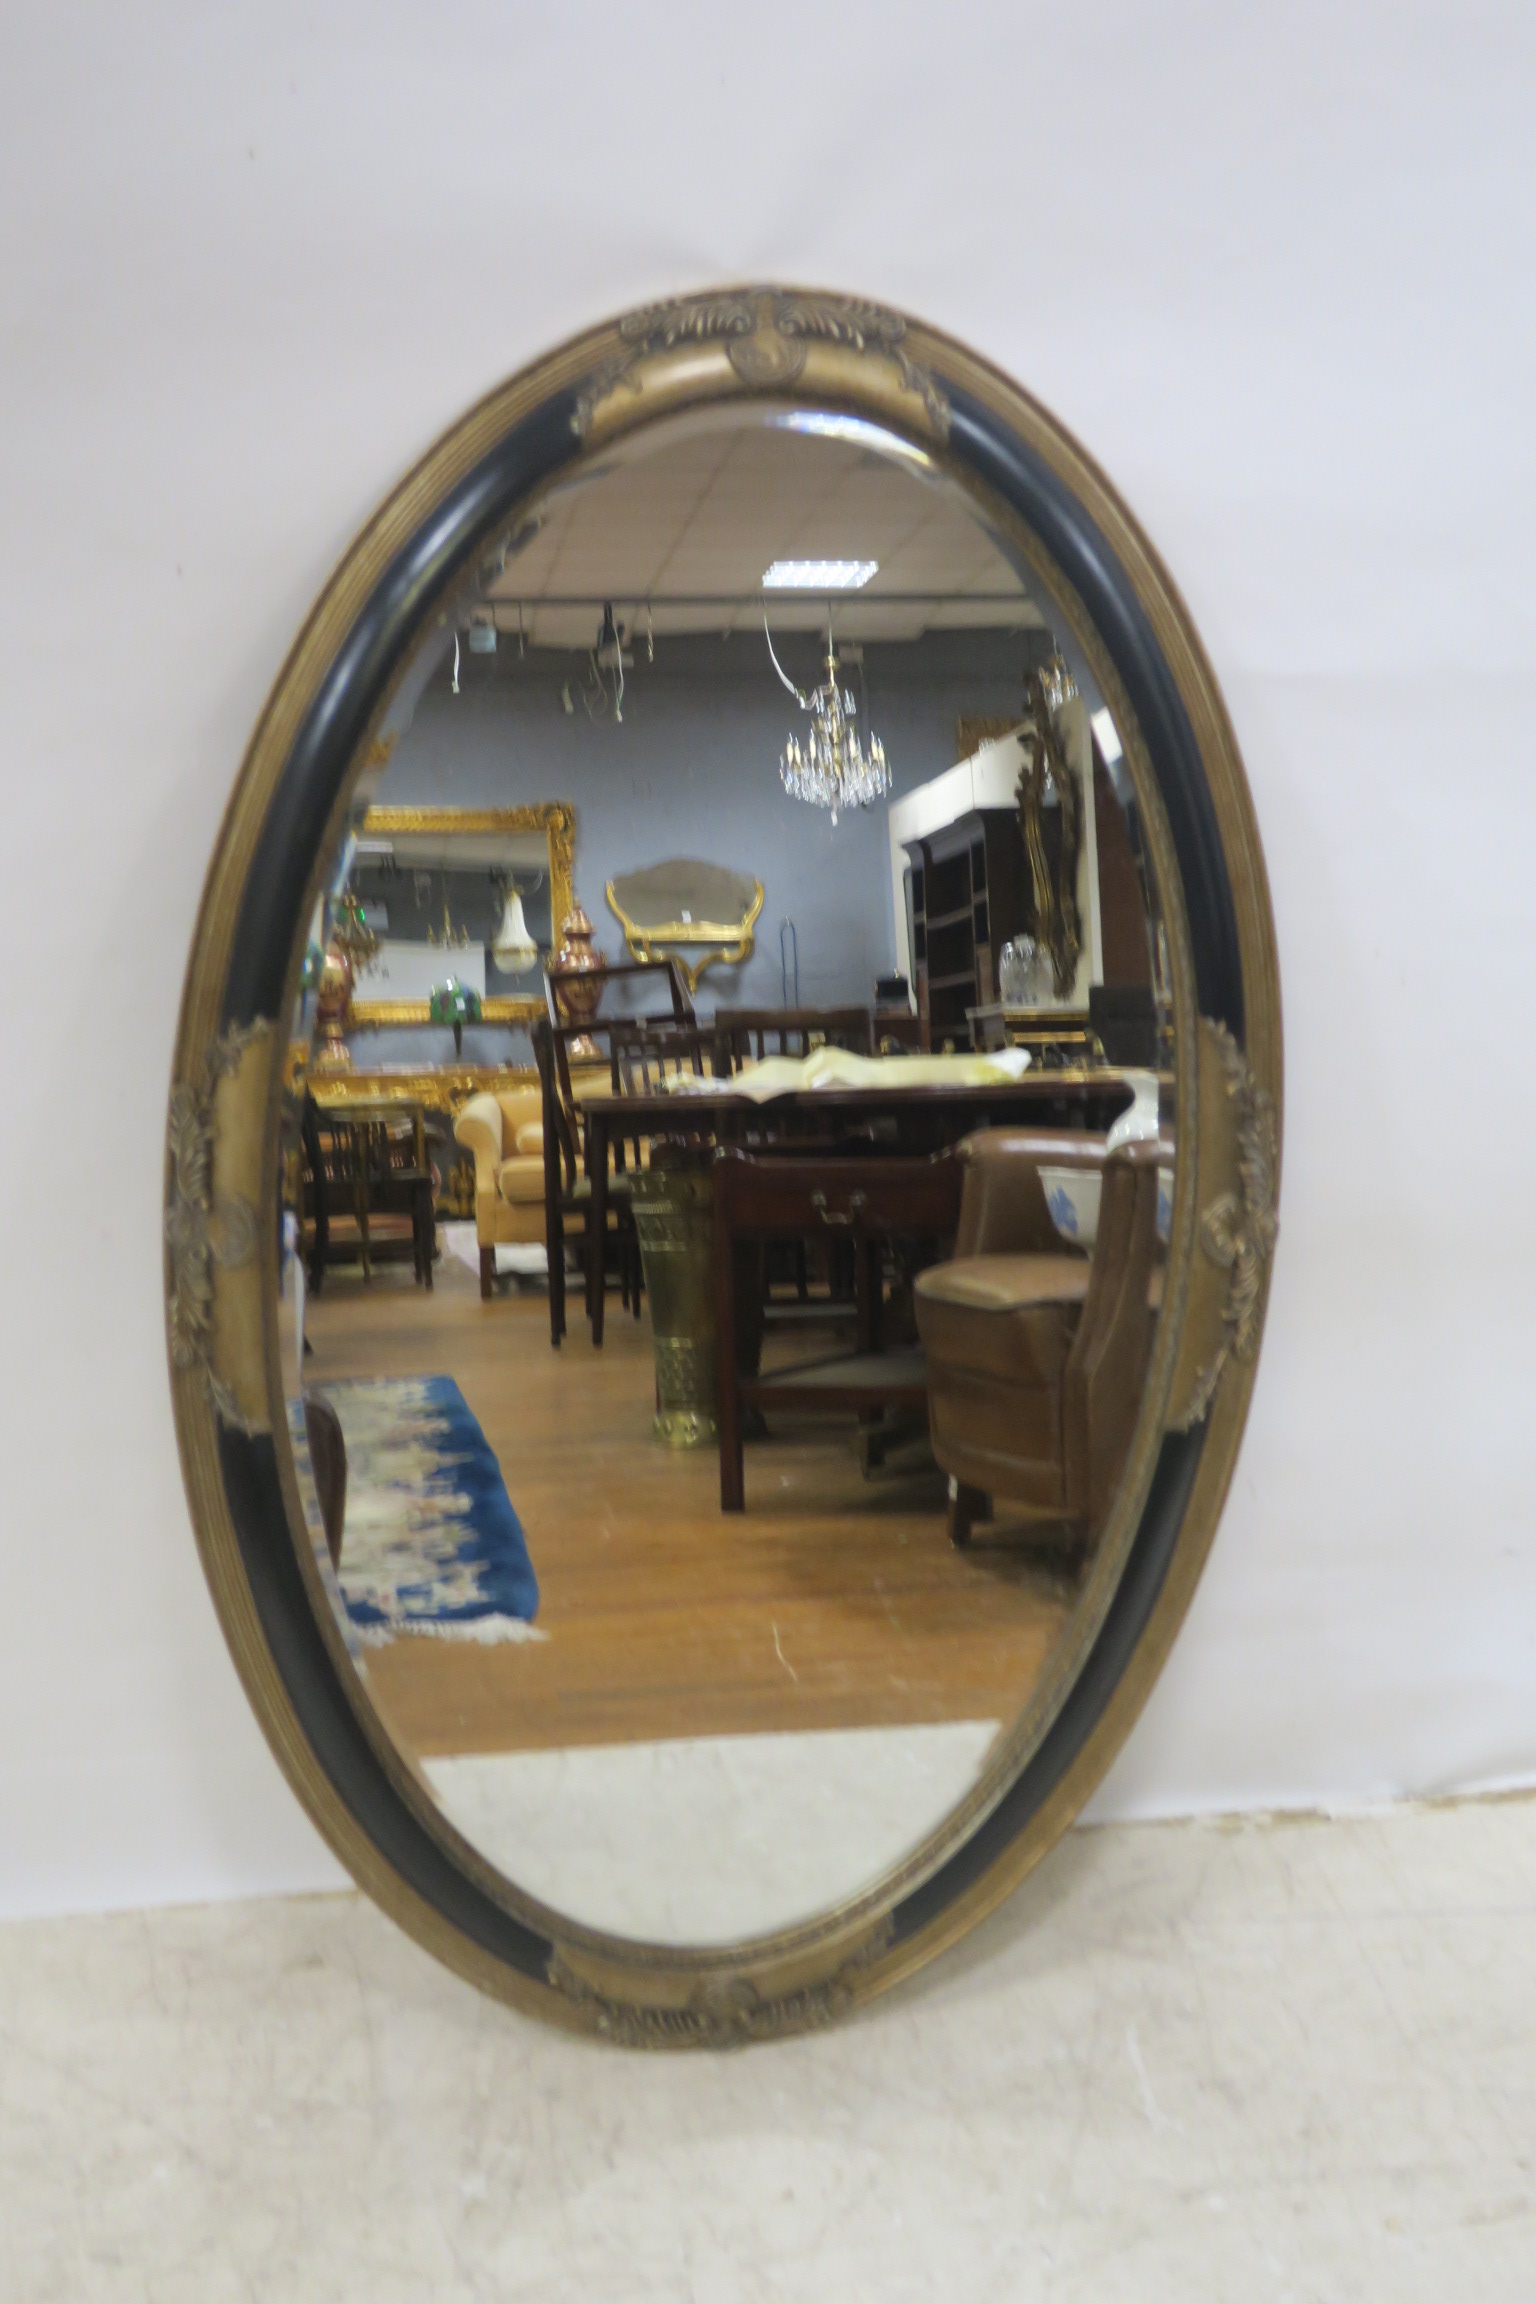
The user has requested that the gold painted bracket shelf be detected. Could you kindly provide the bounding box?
[606,861,764,995]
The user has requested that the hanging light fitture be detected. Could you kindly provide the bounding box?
[766,621,890,827]
[492,883,538,975]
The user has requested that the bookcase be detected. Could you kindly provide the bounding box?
[903,808,1031,1051]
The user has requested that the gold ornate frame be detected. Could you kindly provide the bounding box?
[346,802,574,1029]
[166,286,1281,2047]
[604,873,764,995]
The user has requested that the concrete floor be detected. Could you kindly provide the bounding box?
[2,1798,1532,2301]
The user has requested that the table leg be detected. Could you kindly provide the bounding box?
[355,1156,372,1284]
[589,1111,608,1348]
[716,1207,743,1511]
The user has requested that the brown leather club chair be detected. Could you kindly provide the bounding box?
[914,1130,1161,1549]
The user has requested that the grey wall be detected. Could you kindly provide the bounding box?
[354,627,1031,1067]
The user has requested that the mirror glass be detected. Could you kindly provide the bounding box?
[280,403,1175,1946]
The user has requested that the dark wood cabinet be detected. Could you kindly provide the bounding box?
[904,809,1030,1051]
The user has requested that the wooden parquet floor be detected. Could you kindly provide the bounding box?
[304,1256,1080,1757]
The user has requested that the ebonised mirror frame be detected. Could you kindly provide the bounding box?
[166,288,1281,2046]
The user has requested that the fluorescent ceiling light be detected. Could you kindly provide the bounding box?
[762,558,878,590]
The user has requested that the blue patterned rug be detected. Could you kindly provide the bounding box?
[315,1376,541,1644]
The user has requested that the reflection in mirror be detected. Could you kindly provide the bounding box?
[279,404,1175,1948]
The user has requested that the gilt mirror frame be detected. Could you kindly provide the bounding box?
[344,801,575,1031]
[166,287,1281,2046]
[605,862,766,995]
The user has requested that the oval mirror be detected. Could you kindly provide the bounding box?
[167,290,1280,2044]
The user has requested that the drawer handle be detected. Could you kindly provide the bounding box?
[810,1188,868,1227]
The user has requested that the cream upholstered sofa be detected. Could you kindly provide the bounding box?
[453,1086,547,1298]
[453,1071,615,1299]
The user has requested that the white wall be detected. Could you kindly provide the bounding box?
[2,1,1532,1918]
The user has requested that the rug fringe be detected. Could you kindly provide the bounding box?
[352,1616,549,1647]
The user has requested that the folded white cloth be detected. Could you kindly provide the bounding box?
[665,1043,1034,1105]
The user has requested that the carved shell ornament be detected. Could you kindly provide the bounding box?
[573,288,951,438]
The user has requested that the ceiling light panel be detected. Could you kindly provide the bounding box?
[762,559,879,590]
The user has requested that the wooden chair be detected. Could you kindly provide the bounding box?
[872,1005,923,1053]
[532,1018,642,1347]
[547,955,694,1037]
[913,1130,1161,1548]
[356,1118,436,1288]
[299,1108,433,1289]
[712,1147,963,1512]
[712,1005,873,1075]
[536,961,696,1346]
[607,1016,713,1098]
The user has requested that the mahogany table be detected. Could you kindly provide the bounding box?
[578,1071,1138,1346]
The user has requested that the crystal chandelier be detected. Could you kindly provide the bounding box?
[766,621,890,827]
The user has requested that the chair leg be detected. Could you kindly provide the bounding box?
[583,1223,599,1333]
[947,1478,990,1548]
[721,1432,744,1513]
[479,1244,494,1302]
[547,1216,565,1347]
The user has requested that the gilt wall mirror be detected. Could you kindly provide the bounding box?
[606,858,765,993]
[346,804,575,1032]
[167,289,1280,2046]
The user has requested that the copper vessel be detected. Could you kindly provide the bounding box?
[311,940,355,1069]
[551,903,604,1060]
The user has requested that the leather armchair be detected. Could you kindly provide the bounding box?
[914,1129,1161,1549]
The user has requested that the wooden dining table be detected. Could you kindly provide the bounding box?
[579,1069,1141,1346]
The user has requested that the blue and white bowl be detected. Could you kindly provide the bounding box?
[1040,1164,1174,1249]
[1040,1168,1101,1247]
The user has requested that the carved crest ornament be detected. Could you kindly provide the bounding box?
[547,1915,894,2048]
[573,290,951,438]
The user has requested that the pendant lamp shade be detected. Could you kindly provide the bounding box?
[492,887,538,975]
